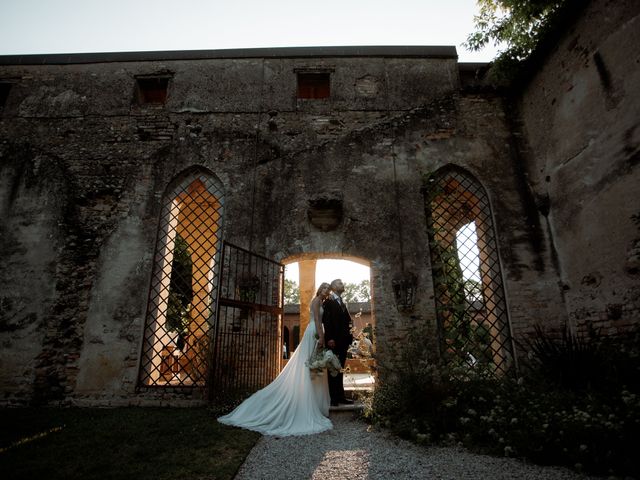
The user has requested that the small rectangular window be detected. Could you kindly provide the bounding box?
[0,82,12,109]
[297,72,330,99]
[135,77,169,105]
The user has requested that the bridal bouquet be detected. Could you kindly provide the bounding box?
[306,343,342,377]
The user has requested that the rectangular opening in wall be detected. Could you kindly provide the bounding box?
[297,72,330,99]
[135,76,170,105]
[0,82,12,109]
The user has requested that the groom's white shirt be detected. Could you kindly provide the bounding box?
[330,292,342,305]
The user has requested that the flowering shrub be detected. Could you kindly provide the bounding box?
[456,381,640,475]
[366,326,640,477]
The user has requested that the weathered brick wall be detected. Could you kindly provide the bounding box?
[0,51,476,405]
[1,20,634,405]
[519,0,640,336]
[258,91,566,378]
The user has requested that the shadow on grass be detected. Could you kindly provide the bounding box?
[0,407,259,480]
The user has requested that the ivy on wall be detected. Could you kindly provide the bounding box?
[166,234,194,349]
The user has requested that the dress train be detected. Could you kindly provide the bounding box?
[217,309,332,436]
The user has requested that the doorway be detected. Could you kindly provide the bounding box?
[282,256,376,394]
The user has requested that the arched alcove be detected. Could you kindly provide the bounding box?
[137,167,224,388]
[424,165,515,374]
[282,252,373,331]
[281,252,376,393]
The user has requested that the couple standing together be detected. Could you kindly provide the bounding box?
[218,279,353,436]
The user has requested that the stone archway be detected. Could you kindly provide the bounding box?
[281,252,376,393]
[282,253,372,333]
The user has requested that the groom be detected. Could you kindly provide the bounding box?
[322,279,354,406]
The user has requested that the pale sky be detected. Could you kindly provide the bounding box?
[0,0,498,62]
[456,222,481,281]
[285,260,370,291]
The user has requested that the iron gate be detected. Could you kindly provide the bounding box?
[208,242,284,402]
[136,168,284,401]
[137,169,224,391]
[424,166,515,375]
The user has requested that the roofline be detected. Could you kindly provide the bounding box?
[458,62,491,70]
[0,45,457,66]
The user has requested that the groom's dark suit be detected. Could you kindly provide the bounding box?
[322,294,353,404]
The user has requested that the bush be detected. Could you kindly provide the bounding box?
[366,325,640,477]
[524,324,640,394]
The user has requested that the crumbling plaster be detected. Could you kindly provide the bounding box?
[1,1,638,405]
[519,0,640,334]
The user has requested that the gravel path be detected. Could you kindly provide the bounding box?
[234,413,598,480]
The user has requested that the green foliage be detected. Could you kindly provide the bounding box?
[464,0,571,81]
[166,234,193,344]
[365,328,496,443]
[429,233,494,370]
[464,278,482,302]
[0,407,259,480]
[466,379,640,475]
[424,170,496,372]
[524,324,640,393]
[283,278,300,305]
[367,325,640,477]
[343,279,371,303]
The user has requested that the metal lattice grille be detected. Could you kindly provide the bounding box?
[138,171,224,388]
[209,242,284,403]
[424,167,514,375]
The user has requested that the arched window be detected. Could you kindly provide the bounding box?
[138,168,224,387]
[424,166,514,375]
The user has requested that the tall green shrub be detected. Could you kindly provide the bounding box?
[166,234,194,348]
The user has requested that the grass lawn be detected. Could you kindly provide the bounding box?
[0,407,259,480]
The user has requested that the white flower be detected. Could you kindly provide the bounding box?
[306,347,342,377]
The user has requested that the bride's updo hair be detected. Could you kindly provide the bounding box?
[316,282,331,297]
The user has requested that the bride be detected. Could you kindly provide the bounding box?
[217,283,333,436]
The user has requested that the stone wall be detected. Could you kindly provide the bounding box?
[1,5,637,406]
[0,49,480,405]
[518,0,640,335]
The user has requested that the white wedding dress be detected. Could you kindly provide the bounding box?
[217,307,332,436]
